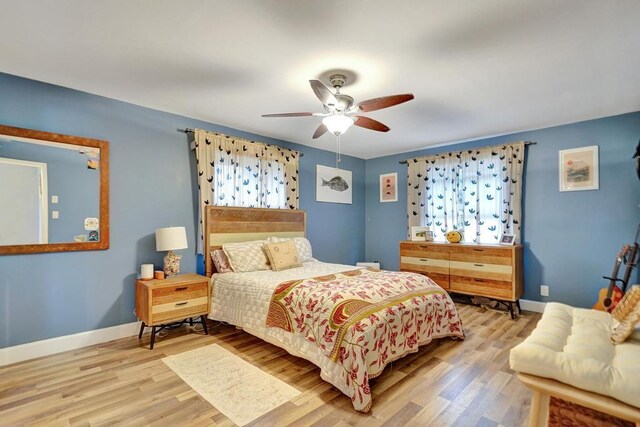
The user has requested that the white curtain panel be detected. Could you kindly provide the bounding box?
[407,142,525,244]
[194,129,300,253]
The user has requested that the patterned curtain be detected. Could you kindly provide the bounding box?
[407,152,460,242]
[194,129,300,253]
[407,142,525,244]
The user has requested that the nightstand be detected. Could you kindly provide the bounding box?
[135,273,211,349]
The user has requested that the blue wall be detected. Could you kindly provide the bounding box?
[365,112,640,308]
[0,140,100,243]
[0,72,365,348]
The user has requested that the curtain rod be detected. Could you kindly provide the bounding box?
[177,128,304,157]
[397,141,537,164]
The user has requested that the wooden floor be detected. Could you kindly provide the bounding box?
[0,304,540,426]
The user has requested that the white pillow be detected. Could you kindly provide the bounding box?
[269,236,313,262]
[222,240,270,273]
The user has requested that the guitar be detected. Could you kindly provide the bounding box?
[593,244,630,312]
[621,224,640,293]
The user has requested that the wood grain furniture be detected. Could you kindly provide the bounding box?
[510,302,640,426]
[399,241,523,318]
[0,124,109,255]
[204,206,306,276]
[135,273,210,349]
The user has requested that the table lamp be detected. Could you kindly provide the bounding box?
[155,226,188,276]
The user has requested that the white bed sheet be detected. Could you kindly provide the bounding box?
[209,261,364,397]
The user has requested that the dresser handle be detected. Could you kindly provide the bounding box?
[473,248,483,252]
[175,287,188,291]
[474,263,484,267]
[420,258,429,262]
[175,302,188,307]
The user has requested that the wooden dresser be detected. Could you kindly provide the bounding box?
[400,241,523,317]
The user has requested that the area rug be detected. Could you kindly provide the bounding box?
[163,344,300,426]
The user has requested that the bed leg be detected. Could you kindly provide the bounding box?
[528,390,550,427]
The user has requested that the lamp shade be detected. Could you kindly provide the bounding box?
[155,226,188,251]
[322,115,354,135]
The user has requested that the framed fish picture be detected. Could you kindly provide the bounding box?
[379,172,397,202]
[316,164,352,204]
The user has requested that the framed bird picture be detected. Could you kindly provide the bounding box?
[316,164,352,204]
[380,172,398,202]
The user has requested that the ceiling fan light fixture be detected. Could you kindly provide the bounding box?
[322,114,354,135]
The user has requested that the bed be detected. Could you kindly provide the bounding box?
[204,206,464,412]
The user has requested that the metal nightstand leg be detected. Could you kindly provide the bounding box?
[150,326,157,349]
[201,315,209,335]
[138,322,146,339]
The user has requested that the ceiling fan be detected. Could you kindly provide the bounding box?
[262,74,414,139]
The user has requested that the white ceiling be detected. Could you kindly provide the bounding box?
[0,1,639,159]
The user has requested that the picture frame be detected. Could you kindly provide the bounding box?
[316,164,352,204]
[499,233,515,245]
[559,145,599,192]
[411,226,430,241]
[379,172,398,202]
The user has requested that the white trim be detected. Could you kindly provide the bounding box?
[520,299,546,313]
[0,321,140,367]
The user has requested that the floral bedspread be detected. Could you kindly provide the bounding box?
[266,268,464,412]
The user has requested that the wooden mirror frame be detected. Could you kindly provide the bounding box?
[0,124,109,255]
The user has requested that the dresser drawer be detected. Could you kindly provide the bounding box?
[450,276,513,300]
[400,256,449,274]
[448,246,512,265]
[400,243,449,259]
[449,260,512,281]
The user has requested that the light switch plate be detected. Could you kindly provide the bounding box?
[51,195,58,204]
[540,285,549,297]
[52,211,59,219]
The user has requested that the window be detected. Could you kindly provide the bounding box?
[407,143,525,244]
[194,129,299,253]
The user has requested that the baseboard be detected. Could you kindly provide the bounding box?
[520,299,546,313]
[0,321,140,367]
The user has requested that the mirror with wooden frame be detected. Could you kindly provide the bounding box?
[0,124,109,254]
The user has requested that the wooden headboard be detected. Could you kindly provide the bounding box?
[204,206,306,277]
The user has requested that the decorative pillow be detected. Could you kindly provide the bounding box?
[269,236,313,262]
[611,285,640,344]
[222,240,270,273]
[210,249,233,273]
[263,241,302,271]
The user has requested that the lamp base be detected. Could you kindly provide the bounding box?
[163,250,182,276]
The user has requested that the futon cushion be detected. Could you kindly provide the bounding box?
[269,236,314,262]
[263,240,302,271]
[611,285,640,344]
[509,302,640,408]
[222,240,270,273]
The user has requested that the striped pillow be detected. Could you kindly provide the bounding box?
[210,249,233,273]
[611,285,640,344]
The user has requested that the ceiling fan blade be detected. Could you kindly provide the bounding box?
[309,80,338,107]
[353,116,390,132]
[356,94,414,113]
[262,112,314,117]
[312,123,328,139]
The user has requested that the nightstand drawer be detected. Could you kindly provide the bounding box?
[152,281,208,298]
[152,297,209,323]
